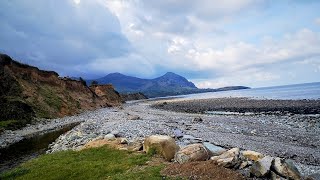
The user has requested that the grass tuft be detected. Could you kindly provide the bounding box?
[0,146,168,180]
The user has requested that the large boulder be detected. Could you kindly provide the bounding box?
[242,150,264,161]
[271,158,301,180]
[250,156,273,177]
[211,148,240,168]
[203,142,226,156]
[175,143,211,163]
[143,135,179,161]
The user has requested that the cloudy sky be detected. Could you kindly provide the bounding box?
[1,0,320,88]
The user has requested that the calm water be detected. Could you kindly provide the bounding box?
[180,82,320,100]
[0,122,80,173]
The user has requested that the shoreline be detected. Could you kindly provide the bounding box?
[151,97,320,115]
[1,97,319,177]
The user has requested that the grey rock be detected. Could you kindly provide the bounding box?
[104,134,116,140]
[120,138,128,144]
[272,158,301,180]
[306,173,320,180]
[192,117,203,123]
[173,129,184,138]
[271,171,286,180]
[250,156,273,177]
[211,148,240,168]
[110,130,120,137]
[203,142,226,156]
[175,143,211,163]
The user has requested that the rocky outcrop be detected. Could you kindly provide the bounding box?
[89,84,123,105]
[120,92,147,101]
[143,135,179,161]
[0,53,122,130]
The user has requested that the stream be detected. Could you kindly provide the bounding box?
[0,122,80,173]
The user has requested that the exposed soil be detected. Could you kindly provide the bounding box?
[161,160,245,180]
[152,98,320,114]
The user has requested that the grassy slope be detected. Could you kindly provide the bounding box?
[0,146,166,180]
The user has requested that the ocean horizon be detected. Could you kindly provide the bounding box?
[173,82,320,100]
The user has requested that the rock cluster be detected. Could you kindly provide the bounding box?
[140,134,303,180]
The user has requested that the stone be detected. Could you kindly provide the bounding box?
[271,171,286,180]
[211,148,240,168]
[181,135,202,144]
[272,158,301,180]
[175,143,211,164]
[250,156,273,177]
[203,142,226,156]
[128,115,140,120]
[242,150,264,161]
[129,141,143,151]
[120,138,128,144]
[251,129,257,135]
[192,117,203,123]
[217,157,237,168]
[143,135,179,161]
[173,129,184,138]
[110,130,120,137]
[239,161,249,169]
[305,173,320,180]
[104,134,116,140]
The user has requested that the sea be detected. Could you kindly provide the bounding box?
[177,82,320,100]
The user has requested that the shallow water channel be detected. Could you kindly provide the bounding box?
[0,122,80,173]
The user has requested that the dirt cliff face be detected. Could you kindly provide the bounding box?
[0,54,121,129]
[120,92,148,102]
[90,84,124,105]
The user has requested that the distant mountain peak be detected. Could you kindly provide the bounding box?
[88,72,197,96]
[164,72,177,75]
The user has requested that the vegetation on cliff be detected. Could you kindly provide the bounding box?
[0,54,122,131]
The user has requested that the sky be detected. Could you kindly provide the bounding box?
[0,0,320,88]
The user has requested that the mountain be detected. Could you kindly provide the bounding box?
[0,53,122,131]
[88,72,249,98]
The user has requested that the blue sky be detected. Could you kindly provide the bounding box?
[0,0,319,88]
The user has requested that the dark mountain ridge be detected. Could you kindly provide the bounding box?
[88,72,249,98]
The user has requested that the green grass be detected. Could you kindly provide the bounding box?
[0,120,19,128]
[0,146,167,180]
[39,86,63,112]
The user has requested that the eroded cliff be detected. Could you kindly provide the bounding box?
[0,54,122,130]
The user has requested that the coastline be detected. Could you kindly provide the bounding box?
[152,97,320,115]
[1,97,319,177]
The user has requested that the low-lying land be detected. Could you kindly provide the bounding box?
[153,97,320,114]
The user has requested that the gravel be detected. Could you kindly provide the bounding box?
[1,98,319,177]
[152,97,320,114]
